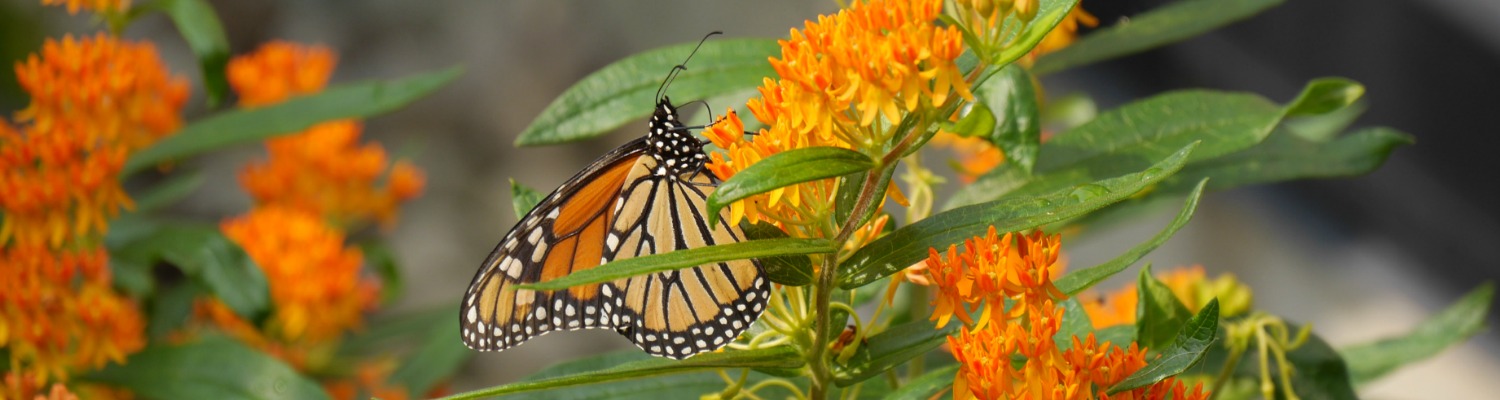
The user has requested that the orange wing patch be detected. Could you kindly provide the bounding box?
[536,157,635,300]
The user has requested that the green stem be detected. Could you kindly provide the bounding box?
[808,163,888,399]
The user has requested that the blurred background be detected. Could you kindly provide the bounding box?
[1,0,1495,398]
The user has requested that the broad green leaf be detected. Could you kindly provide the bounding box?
[840,143,1196,289]
[1032,0,1284,75]
[982,65,1041,173]
[883,364,960,399]
[707,147,875,225]
[82,337,330,400]
[992,0,1079,66]
[154,0,230,106]
[1110,300,1219,393]
[114,224,270,321]
[834,166,897,230]
[742,223,814,286]
[520,238,835,290]
[946,100,996,138]
[1341,283,1494,385]
[1094,325,1137,347]
[1036,90,1281,172]
[108,249,155,297]
[360,241,404,304]
[389,310,472,397]
[1055,179,1206,295]
[1054,298,1095,350]
[832,320,959,386]
[1165,127,1412,193]
[1135,264,1192,350]
[1204,325,1357,400]
[949,89,1280,209]
[437,346,801,399]
[516,39,778,146]
[130,170,205,213]
[146,283,199,341]
[1284,77,1365,117]
[122,66,462,176]
[1286,100,1367,142]
[510,178,546,219]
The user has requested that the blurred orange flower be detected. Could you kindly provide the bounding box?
[218,206,380,343]
[14,33,188,152]
[40,0,128,14]
[1080,265,1252,330]
[0,246,144,383]
[228,41,425,228]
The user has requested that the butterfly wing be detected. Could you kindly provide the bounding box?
[602,156,770,359]
[461,139,648,351]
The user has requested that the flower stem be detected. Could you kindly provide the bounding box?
[808,162,889,399]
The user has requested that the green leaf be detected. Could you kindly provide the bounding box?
[882,364,959,399]
[1135,265,1193,351]
[114,224,270,321]
[982,65,1041,173]
[1032,0,1284,75]
[834,166,896,229]
[360,241,405,304]
[82,337,330,400]
[949,89,1280,209]
[993,0,1079,66]
[516,39,778,146]
[1054,298,1095,350]
[108,251,155,297]
[742,223,814,286]
[147,283,200,341]
[129,170,205,214]
[520,238,835,290]
[1040,92,1097,133]
[1055,179,1206,295]
[511,178,546,219]
[839,143,1196,289]
[1279,328,1359,400]
[1285,101,1366,142]
[338,306,453,358]
[1284,77,1365,117]
[707,147,876,226]
[1094,325,1137,347]
[389,309,472,397]
[1109,299,1220,393]
[122,66,463,176]
[154,0,230,106]
[437,346,801,399]
[945,101,996,138]
[1037,90,1281,172]
[832,320,959,386]
[1341,283,1494,385]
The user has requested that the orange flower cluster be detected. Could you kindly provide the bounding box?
[929,228,1208,400]
[704,0,967,228]
[2,33,175,391]
[228,41,425,228]
[219,207,378,343]
[40,0,128,14]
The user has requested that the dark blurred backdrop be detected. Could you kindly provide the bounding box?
[2,0,1494,397]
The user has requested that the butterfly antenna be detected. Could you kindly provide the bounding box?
[655,31,724,102]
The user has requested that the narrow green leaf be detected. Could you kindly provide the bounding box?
[1109,300,1219,393]
[510,178,546,219]
[516,39,778,146]
[993,0,1079,66]
[1135,265,1192,350]
[1037,90,1281,172]
[82,337,330,400]
[839,143,1196,289]
[1284,77,1365,117]
[1341,283,1494,385]
[520,238,835,290]
[882,364,960,399]
[1285,100,1366,142]
[983,65,1041,173]
[834,166,896,229]
[1054,298,1095,350]
[742,223,814,286]
[389,310,472,397]
[707,147,875,225]
[360,241,405,304]
[146,283,199,341]
[437,346,801,399]
[1033,0,1284,74]
[1056,179,1206,295]
[1167,127,1413,193]
[114,224,269,321]
[945,101,997,138]
[155,0,230,106]
[832,320,959,386]
[129,170,205,213]
[108,251,155,297]
[122,66,463,176]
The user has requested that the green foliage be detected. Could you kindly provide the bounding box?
[438,347,802,399]
[111,223,270,321]
[511,178,547,218]
[1341,283,1494,385]
[708,147,876,225]
[1109,300,1220,393]
[980,65,1041,173]
[832,320,959,386]
[520,238,835,290]
[82,337,331,400]
[1135,265,1194,350]
[1033,0,1285,75]
[150,0,230,106]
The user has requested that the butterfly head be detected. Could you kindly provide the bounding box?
[645,96,708,178]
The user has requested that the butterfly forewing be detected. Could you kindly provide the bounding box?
[462,98,769,360]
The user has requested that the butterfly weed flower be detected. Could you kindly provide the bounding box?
[0,245,145,386]
[40,0,128,14]
[229,41,426,228]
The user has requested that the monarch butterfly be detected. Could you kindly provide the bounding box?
[460,35,769,360]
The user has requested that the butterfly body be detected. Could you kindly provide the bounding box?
[462,97,769,359]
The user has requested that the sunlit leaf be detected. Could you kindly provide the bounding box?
[707,147,875,225]
[520,238,835,291]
